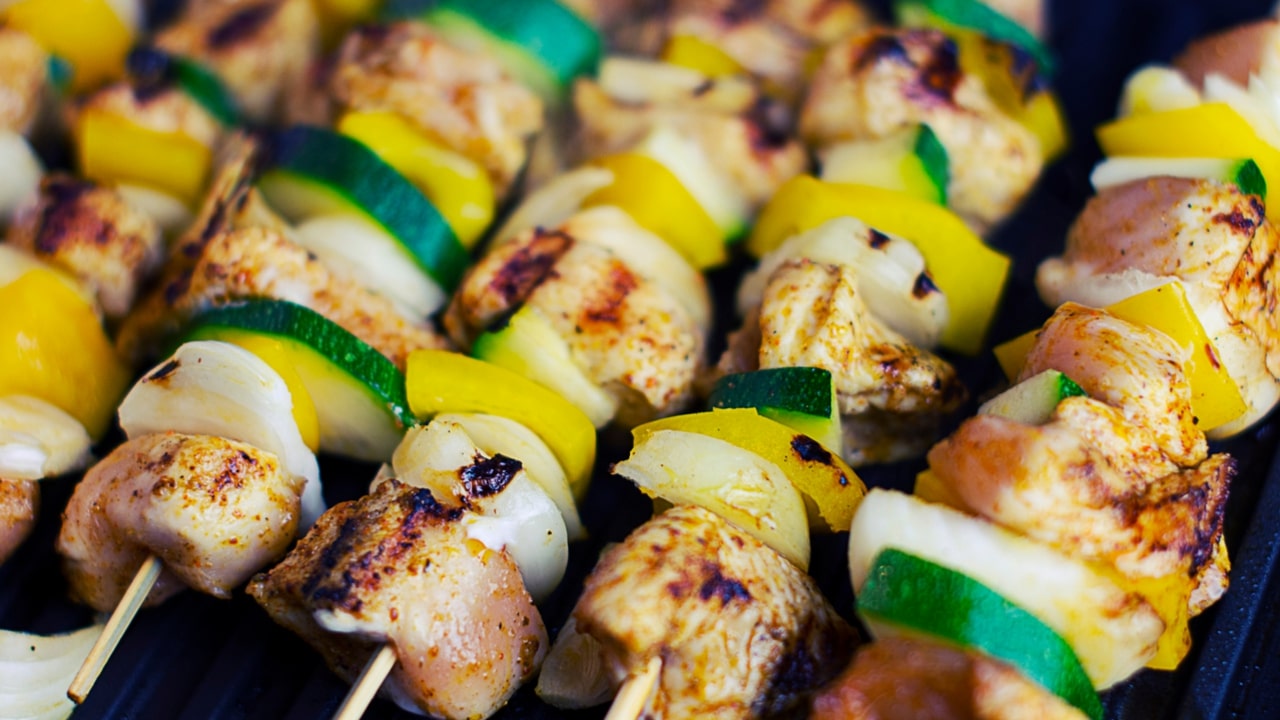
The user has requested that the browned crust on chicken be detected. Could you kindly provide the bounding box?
[447,224,702,424]
[0,477,38,566]
[331,21,543,196]
[154,0,319,123]
[801,27,1043,231]
[6,175,164,320]
[1173,19,1280,89]
[57,432,301,613]
[0,27,48,135]
[574,505,857,718]
[248,477,546,720]
[1021,302,1207,466]
[811,636,1084,720]
[929,398,1232,591]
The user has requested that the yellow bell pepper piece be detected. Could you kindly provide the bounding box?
[584,152,727,269]
[210,332,322,453]
[77,108,212,207]
[749,176,1010,354]
[1098,103,1280,219]
[633,408,866,533]
[660,34,745,78]
[1106,568,1195,670]
[5,0,133,92]
[993,282,1247,432]
[951,29,1068,161]
[0,269,129,440]
[337,111,495,249]
[913,469,971,512]
[406,349,596,500]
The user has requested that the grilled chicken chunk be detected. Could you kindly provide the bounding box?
[929,399,1233,598]
[56,432,301,613]
[154,0,319,123]
[446,215,703,425]
[1022,303,1207,466]
[1173,19,1280,89]
[811,636,1084,720]
[801,27,1043,232]
[569,505,856,718]
[0,478,37,566]
[331,22,544,196]
[1037,178,1280,437]
[248,476,546,720]
[930,304,1233,610]
[6,175,163,321]
[119,226,446,368]
[720,259,964,465]
[0,27,48,136]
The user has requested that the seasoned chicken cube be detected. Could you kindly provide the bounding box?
[0,477,37,566]
[1020,302,1208,467]
[801,28,1043,232]
[446,220,703,425]
[0,27,48,136]
[56,432,302,613]
[1173,19,1280,89]
[811,636,1084,720]
[1037,178,1280,437]
[117,226,447,368]
[721,259,964,465]
[154,0,319,123]
[6,175,163,320]
[571,505,856,719]
[331,22,544,196]
[929,398,1233,599]
[248,476,546,720]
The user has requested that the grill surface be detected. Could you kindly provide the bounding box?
[5,0,1280,718]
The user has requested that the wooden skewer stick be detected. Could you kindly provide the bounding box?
[604,656,662,720]
[68,554,163,704]
[332,644,398,720]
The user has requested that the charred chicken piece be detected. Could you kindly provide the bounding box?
[811,636,1083,720]
[248,476,546,720]
[56,432,302,613]
[1037,177,1280,437]
[801,27,1043,232]
[720,258,965,465]
[5,175,164,321]
[446,216,703,426]
[0,26,48,136]
[567,505,857,719]
[0,477,38,566]
[154,0,319,123]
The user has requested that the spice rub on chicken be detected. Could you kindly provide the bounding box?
[721,245,965,465]
[56,432,302,613]
[0,477,37,566]
[153,0,319,123]
[446,209,705,426]
[560,505,856,719]
[119,226,446,369]
[801,27,1043,232]
[248,475,546,720]
[330,21,544,196]
[811,636,1083,720]
[5,175,163,321]
[1037,176,1280,437]
[929,304,1234,615]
